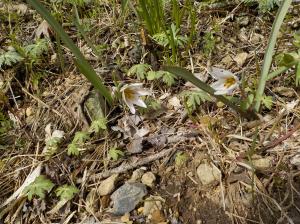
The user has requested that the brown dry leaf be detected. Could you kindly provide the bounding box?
[35,20,52,39]
[151,209,165,223]
[273,86,295,97]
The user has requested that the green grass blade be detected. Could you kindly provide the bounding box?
[254,0,292,112]
[26,0,112,105]
[164,66,258,120]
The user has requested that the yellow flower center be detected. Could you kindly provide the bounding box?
[124,88,136,100]
[224,77,236,88]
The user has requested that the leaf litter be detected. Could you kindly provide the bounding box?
[1,1,300,223]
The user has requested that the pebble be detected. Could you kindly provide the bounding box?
[234,52,248,67]
[128,169,145,183]
[143,195,164,216]
[98,174,118,196]
[111,182,147,215]
[141,172,156,188]
[252,157,272,171]
[196,162,221,186]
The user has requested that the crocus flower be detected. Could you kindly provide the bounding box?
[120,83,151,114]
[209,67,239,95]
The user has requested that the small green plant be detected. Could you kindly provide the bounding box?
[128,63,176,86]
[55,184,79,201]
[181,90,212,112]
[128,64,152,80]
[108,147,124,161]
[0,49,23,69]
[67,131,89,156]
[243,0,280,13]
[202,31,216,57]
[67,117,107,156]
[88,117,107,133]
[23,175,54,200]
[152,23,188,49]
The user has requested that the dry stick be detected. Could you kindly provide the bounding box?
[91,147,175,180]
[16,83,63,117]
[263,122,300,150]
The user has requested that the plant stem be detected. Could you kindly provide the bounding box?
[254,0,292,112]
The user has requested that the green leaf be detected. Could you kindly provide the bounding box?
[27,0,112,105]
[108,147,124,161]
[181,90,211,112]
[55,184,79,201]
[23,175,54,200]
[24,39,48,59]
[240,93,254,111]
[261,95,273,110]
[147,71,163,80]
[89,117,107,133]
[128,64,151,79]
[279,53,298,67]
[0,50,23,68]
[73,131,90,144]
[162,71,176,86]
[296,62,300,86]
[67,143,80,156]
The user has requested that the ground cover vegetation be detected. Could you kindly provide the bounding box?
[1,0,300,223]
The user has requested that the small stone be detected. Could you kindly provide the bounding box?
[98,174,118,196]
[128,169,145,183]
[120,213,130,222]
[196,162,221,186]
[111,182,147,215]
[25,107,33,117]
[220,55,233,67]
[234,52,248,67]
[252,157,272,170]
[143,195,164,216]
[141,172,156,188]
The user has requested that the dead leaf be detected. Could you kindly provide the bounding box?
[273,86,295,97]
[35,20,52,39]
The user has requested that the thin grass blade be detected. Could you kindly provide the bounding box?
[27,0,112,105]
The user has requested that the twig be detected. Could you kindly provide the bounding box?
[263,122,300,150]
[91,147,175,180]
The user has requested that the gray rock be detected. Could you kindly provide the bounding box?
[111,182,147,215]
[196,162,221,186]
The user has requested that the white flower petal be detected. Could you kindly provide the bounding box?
[133,98,147,108]
[128,102,136,114]
[209,67,234,79]
[210,79,226,90]
[135,88,151,96]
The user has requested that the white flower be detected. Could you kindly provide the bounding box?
[120,83,151,114]
[209,67,239,95]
